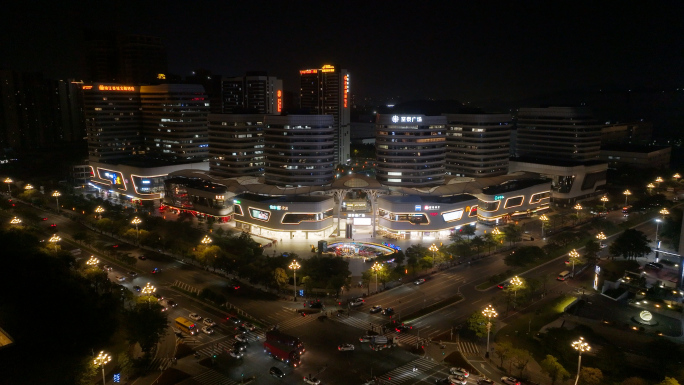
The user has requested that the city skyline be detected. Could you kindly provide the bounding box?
[3,1,684,105]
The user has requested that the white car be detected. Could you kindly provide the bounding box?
[201,326,214,335]
[203,318,216,327]
[500,376,521,385]
[414,278,426,285]
[349,298,365,307]
[235,334,248,342]
[448,375,467,385]
[189,313,202,321]
[337,343,354,351]
[244,322,256,331]
[115,275,125,282]
[449,367,469,377]
[229,349,243,358]
[303,376,321,385]
[359,335,373,342]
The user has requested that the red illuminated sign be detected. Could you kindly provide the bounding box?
[277,90,282,112]
[343,75,348,108]
[299,69,318,75]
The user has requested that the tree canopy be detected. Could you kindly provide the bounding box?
[609,229,651,260]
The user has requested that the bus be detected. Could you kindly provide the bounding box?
[175,317,198,335]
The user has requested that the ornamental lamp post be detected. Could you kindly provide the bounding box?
[289,260,300,301]
[429,243,438,267]
[572,337,591,385]
[600,195,609,210]
[482,305,497,358]
[52,191,61,212]
[24,184,34,191]
[568,249,580,277]
[201,235,212,245]
[3,177,12,197]
[674,173,681,181]
[49,234,61,252]
[371,262,382,293]
[510,276,523,298]
[623,189,631,205]
[596,232,606,248]
[573,203,583,222]
[94,350,112,385]
[539,214,548,240]
[86,255,99,267]
[142,282,156,305]
[95,206,105,219]
[647,183,655,195]
[10,217,21,225]
[131,217,142,242]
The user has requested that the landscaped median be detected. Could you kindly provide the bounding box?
[400,294,463,323]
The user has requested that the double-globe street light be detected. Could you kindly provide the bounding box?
[572,337,591,385]
[371,262,382,293]
[482,305,497,358]
[94,350,112,385]
[289,260,300,301]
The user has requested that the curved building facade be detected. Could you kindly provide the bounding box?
[376,114,446,187]
[208,114,264,178]
[264,115,335,187]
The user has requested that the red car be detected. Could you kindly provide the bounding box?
[151,268,161,274]
[41,217,48,221]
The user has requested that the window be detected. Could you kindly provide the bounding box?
[504,196,524,209]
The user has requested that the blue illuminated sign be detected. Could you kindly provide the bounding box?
[494,195,504,201]
[415,205,421,211]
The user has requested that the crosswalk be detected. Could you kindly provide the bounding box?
[190,369,237,385]
[173,280,200,295]
[376,357,442,385]
[333,314,383,332]
[274,312,319,331]
[146,356,173,371]
[193,331,265,357]
[458,341,479,355]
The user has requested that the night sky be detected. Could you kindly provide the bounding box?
[3,1,684,104]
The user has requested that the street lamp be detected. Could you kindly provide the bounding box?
[95,206,105,219]
[94,350,111,385]
[371,262,382,293]
[201,235,212,245]
[572,337,591,385]
[600,195,609,210]
[623,189,631,205]
[674,173,681,181]
[142,282,156,305]
[568,249,580,277]
[539,214,548,240]
[510,276,523,298]
[4,177,12,197]
[429,243,438,267]
[52,191,61,212]
[573,203,583,222]
[596,232,606,248]
[49,234,61,251]
[24,184,34,191]
[660,208,670,217]
[482,305,497,358]
[131,217,142,242]
[10,217,21,225]
[289,260,300,301]
[86,255,99,267]
[647,183,655,195]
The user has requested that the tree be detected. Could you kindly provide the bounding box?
[273,267,289,290]
[466,311,490,338]
[504,246,545,267]
[494,341,513,368]
[483,232,498,254]
[540,355,570,385]
[657,378,681,385]
[584,239,601,262]
[73,231,92,245]
[471,236,485,256]
[461,224,476,241]
[503,224,522,246]
[124,301,168,353]
[511,348,532,377]
[609,229,651,260]
[580,367,604,385]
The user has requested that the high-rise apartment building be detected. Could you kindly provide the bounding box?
[299,65,350,166]
[83,83,142,162]
[220,72,282,114]
[443,113,512,177]
[376,114,446,187]
[208,114,264,178]
[84,31,167,84]
[516,106,603,162]
[140,84,209,160]
[264,115,335,187]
